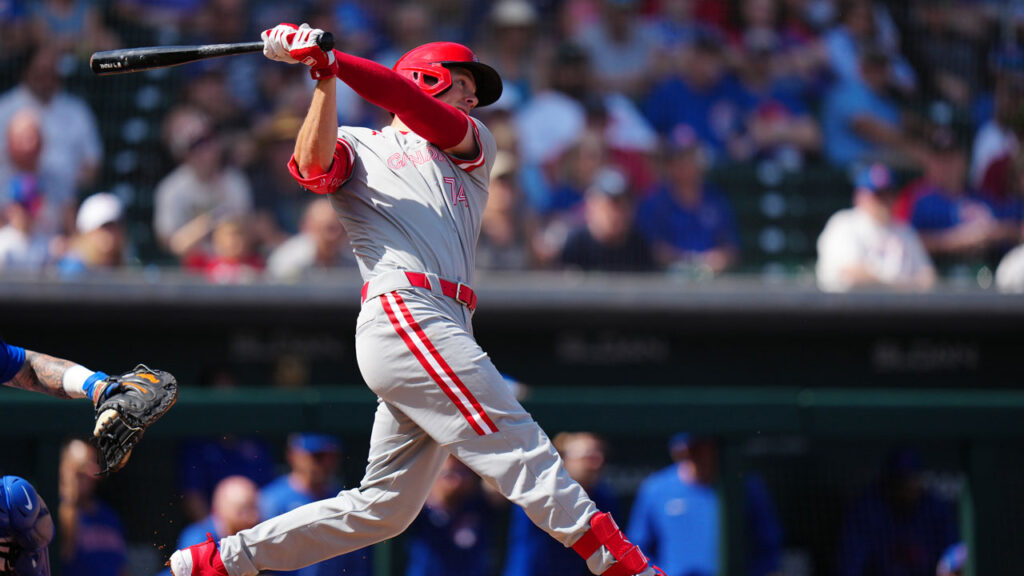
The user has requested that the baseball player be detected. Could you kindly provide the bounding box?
[168,23,665,576]
[0,339,178,475]
[0,475,53,576]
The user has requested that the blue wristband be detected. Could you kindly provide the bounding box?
[82,371,109,401]
[0,341,26,384]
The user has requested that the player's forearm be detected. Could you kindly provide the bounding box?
[6,350,76,399]
[332,50,467,149]
[295,77,338,177]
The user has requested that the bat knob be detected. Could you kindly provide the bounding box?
[317,32,335,53]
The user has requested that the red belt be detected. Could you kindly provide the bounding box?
[362,272,477,311]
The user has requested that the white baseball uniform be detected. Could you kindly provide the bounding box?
[816,207,934,292]
[218,118,600,576]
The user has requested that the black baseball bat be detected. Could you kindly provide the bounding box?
[90,32,335,76]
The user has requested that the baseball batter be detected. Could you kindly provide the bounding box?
[169,23,664,576]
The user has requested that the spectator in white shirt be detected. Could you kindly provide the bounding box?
[817,163,936,292]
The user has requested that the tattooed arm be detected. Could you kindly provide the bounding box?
[3,350,77,399]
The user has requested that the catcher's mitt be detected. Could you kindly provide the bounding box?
[91,365,178,476]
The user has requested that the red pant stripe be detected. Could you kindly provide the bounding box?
[392,292,499,434]
[380,293,494,435]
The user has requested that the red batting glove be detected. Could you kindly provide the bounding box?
[289,24,338,80]
[261,23,338,80]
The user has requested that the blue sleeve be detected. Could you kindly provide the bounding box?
[0,340,26,384]
[643,79,679,135]
[627,480,655,555]
[911,195,956,231]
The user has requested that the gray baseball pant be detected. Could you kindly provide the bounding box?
[219,288,600,576]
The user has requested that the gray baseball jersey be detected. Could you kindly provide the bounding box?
[217,118,610,576]
[330,118,493,286]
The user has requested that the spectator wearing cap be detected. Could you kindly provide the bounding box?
[559,166,657,272]
[816,163,935,292]
[0,44,103,230]
[266,198,356,281]
[153,107,253,260]
[936,542,966,576]
[821,44,910,167]
[642,29,749,164]
[259,434,372,576]
[55,192,125,277]
[636,129,739,275]
[837,449,958,576]
[627,433,721,576]
[908,128,1020,263]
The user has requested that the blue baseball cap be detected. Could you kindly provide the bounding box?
[937,542,966,576]
[668,432,691,453]
[289,433,340,454]
[854,163,895,194]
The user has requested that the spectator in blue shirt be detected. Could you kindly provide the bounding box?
[179,434,275,523]
[627,433,721,576]
[837,449,958,576]
[560,166,658,272]
[822,46,908,167]
[405,456,497,576]
[59,439,128,576]
[909,128,1020,262]
[176,475,260,548]
[260,433,373,576]
[503,432,617,576]
[157,475,262,576]
[642,30,748,164]
[734,30,822,166]
[637,128,739,275]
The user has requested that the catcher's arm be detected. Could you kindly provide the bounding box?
[5,350,82,400]
[1,342,177,475]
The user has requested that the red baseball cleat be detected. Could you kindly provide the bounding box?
[167,534,228,576]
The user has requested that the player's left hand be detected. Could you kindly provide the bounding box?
[91,365,178,476]
[262,23,300,64]
[262,23,338,80]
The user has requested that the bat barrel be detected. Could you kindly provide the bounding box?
[90,42,265,76]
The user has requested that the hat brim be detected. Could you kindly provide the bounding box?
[442,61,503,107]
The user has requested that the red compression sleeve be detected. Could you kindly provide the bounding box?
[331,50,469,150]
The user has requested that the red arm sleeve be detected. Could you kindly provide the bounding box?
[331,50,469,150]
[288,137,355,195]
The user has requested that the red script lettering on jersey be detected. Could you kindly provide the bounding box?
[387,146,443,170]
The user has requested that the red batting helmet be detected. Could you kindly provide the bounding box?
[393,42,503,107]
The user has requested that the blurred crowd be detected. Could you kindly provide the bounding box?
[1,0,1024,291]
[53,430,965,576]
